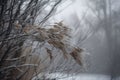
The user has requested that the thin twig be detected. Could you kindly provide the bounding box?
[0,64,38,72]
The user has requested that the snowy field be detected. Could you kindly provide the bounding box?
[41,73,111,80]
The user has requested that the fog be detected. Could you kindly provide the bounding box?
[0,0,119,80]
[48,0,120,80]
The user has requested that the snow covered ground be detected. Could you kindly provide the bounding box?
[45,73,111,80]
[60,74,111,80]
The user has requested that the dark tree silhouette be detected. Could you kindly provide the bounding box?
[0,0,63,79]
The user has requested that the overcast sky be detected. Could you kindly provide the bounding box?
[51,0,87,22]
